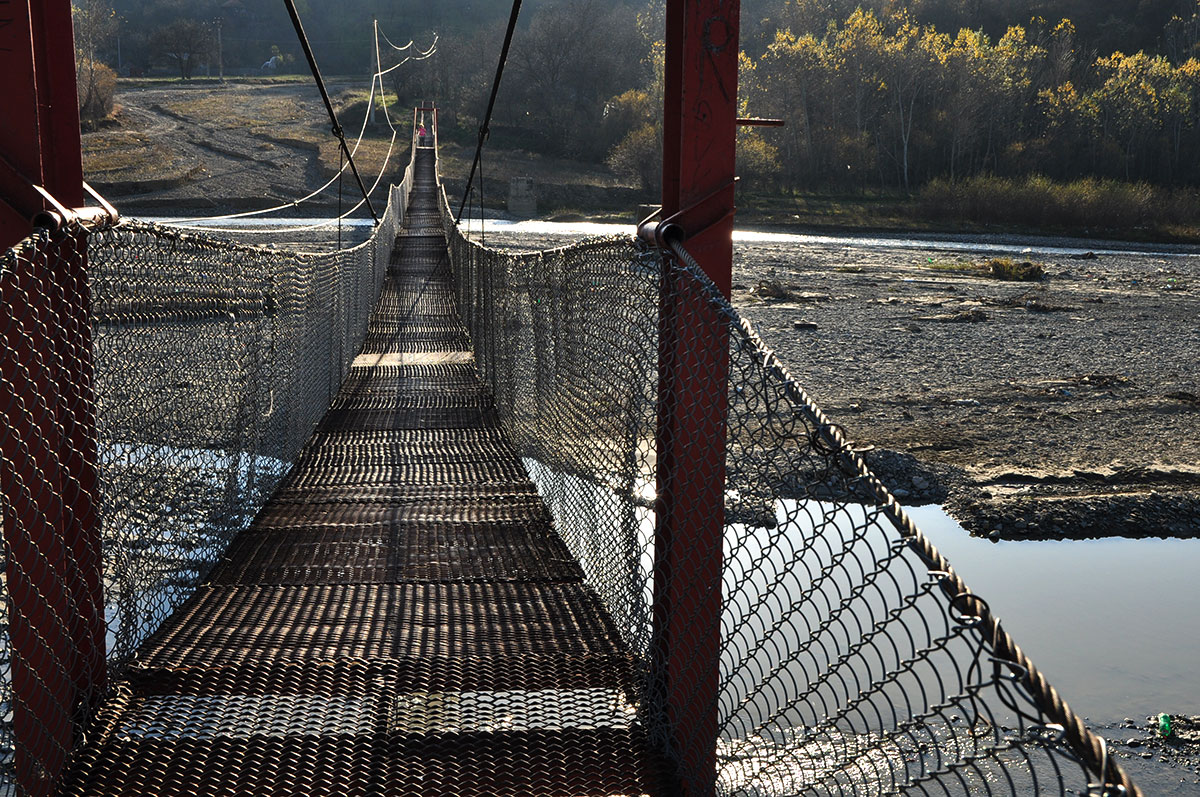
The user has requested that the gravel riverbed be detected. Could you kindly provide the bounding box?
[482,226,1200,542]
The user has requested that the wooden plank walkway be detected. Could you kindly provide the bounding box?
[64,148,665,796]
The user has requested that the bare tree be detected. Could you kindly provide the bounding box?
[73,0,119,126]
[151,19,211,80]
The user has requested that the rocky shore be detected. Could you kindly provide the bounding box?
[727,235,1200,541]
[484,225,1200,542]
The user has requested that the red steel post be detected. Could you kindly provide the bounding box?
[0,0,86,248]
[653,1,740,795]
[1,2,106,795]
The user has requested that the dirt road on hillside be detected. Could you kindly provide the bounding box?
[84,82,390,214]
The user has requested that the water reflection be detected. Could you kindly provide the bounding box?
[522,460,1096,794]
[908,505,1200,723]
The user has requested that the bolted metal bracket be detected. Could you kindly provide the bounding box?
[31,182,120,234]
[636,178,738,251]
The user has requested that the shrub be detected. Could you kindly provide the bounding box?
[917,174,1200,233]
[606,123,661,193]
[78,61,116,129]
[987,257,1045,281]
[737,130,781,186]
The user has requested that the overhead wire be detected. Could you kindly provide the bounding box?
[455,0,523,224]
[379,29,439,56]
[166,24,436,233]
[380,31,417,50]
[375,43,438,79]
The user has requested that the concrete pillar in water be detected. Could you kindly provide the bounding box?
[507,177,537,217]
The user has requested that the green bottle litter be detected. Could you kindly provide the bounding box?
[1158,713,1172,738]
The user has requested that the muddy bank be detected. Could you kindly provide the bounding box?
[1101,715,1200,795]
[729,237,1200,541]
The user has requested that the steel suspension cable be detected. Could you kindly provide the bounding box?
[455,0,523,224]
[169,26,432,226]
[282,0,378,224]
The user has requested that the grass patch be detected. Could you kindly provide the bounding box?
[918,256,1046,280]
[82,129,168,175]
[315,138,403,181]
[738,190,921,231]
[118,75,312,89]
[986,257,1045,281]
[925,258,979,273]
[85,145,160,174]
[335,88,400,115]
[165,94,308,128]
[736,177,1200,242]
[750,279,797,300]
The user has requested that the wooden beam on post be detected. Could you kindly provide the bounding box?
[652,1,740,795]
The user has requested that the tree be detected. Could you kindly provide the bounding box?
[151,18,211,79]
[1164,2,1200,64]
[942,28,991,180]
[758,29,830,186]
[73,0,119,127]
[1089,51,1189,180]
[505,0,645,158]
[830,8,888,188]
[984,25,1042,175]
[880,15,947,189]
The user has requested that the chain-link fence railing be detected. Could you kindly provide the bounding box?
[2,154,414,793]
[441,189,1140,795]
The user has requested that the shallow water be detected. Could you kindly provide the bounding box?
[524,457,1197,792]
[465,218,1200,259]
[139,214,1200,260]
[908,505,1200,724]
[137,216,375,228]
[526,451,1200,728]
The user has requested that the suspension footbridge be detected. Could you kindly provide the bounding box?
[0,2,1144,796]
[52,143,665,796]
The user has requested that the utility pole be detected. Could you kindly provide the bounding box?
[371,20,379,126]
[215,16,224,82]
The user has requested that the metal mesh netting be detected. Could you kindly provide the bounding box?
[1,178,407,792]
[0,228,103,795]
[2,119,1140,796]
[441,195,1139,794]
[50,144,668,797]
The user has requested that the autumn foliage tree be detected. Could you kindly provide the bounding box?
[726,2,1200,192]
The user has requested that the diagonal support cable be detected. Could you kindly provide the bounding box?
[455,0,523,224]
[282,0,379,224]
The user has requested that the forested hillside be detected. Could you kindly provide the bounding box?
[733,0,1200,191]
[80,0,1200,202]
